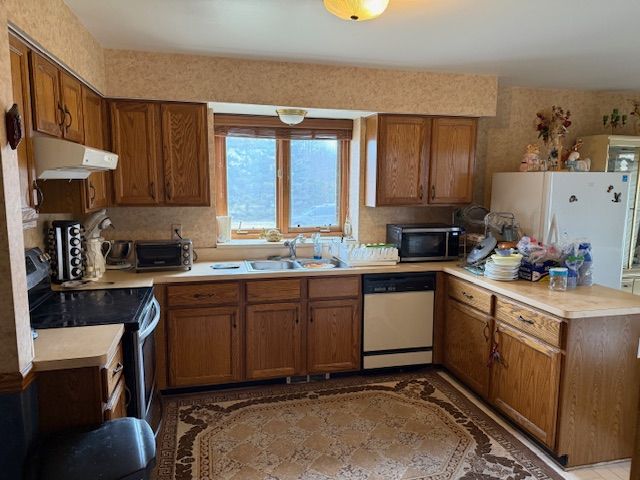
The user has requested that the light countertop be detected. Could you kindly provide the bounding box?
[78,260,640,320]
[33,324,124,372]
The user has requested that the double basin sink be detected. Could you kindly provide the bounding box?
[245,258,345,272]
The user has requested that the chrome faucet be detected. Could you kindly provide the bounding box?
[284,234,305,259]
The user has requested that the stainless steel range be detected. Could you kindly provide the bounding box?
[26,248,161,432]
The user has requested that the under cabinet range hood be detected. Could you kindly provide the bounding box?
[33,136,118,179]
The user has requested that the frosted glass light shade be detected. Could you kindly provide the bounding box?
[323,0,390,21]
[276,109,308,126]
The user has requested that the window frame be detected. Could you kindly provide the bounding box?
[215,135,350,239]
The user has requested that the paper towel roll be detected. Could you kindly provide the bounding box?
[216,216,231,243]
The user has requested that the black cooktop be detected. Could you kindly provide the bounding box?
[29,287,154,330]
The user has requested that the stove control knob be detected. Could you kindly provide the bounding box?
[183,259,190,265]
[183,252,190,258]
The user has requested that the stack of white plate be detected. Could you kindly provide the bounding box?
[484,253,523,281]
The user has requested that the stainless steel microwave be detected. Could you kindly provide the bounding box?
[135,239,193,271]
[386,224,463,262]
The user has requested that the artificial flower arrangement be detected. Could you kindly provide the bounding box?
[535,105,572,169]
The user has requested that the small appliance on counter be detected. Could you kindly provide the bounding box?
[106,240,134,270]
[386,223,463,262]
[83,209,115,281]
[47,220,84,282]
[135,239,193,272]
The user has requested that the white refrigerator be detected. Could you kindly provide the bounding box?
[490,172,630,289]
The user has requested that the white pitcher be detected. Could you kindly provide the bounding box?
[84,237,111,280]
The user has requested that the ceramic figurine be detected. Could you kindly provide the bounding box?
[520,144,541,171]
[565,151,580,171]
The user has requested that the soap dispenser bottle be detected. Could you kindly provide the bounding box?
[312,233,322,260]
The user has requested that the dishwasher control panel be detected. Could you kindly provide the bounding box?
[363,272,436,294]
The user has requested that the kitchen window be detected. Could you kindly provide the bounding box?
[215,114,351,237]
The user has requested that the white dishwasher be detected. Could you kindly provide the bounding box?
[362,273,435,369]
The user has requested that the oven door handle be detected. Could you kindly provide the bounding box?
[139,297,161,339]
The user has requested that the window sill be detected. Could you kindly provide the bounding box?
[216,237,349,249]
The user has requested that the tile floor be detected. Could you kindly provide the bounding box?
[438,371,631,480]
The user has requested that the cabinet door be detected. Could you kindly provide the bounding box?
[161,103,210,205]
[82,87,109,211]
[9,34,36,210]
[103,379,126,421]
[376,115,430,206]
[490,321,562,448]
[59,71,84,143]
[110,101,163,205]
[246,303,303,380]
[168,306,241,387]
[429,117,476,204]
[29,51,62,137]
[308,299,360,374]
[444,299,491,397]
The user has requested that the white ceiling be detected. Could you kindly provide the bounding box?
[65,0,640,91]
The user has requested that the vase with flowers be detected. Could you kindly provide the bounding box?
[535,105,572,170]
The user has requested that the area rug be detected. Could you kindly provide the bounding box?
[155,371,562,479]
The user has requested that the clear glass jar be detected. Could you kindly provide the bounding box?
[549,267,568,291]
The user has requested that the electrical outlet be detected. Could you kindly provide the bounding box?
[172,224,182,240]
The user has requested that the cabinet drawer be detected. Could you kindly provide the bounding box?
[494,297,564,348]
[167,282,239,307]
[448,276,492,313]
[101,343,124,402]
[308,276,360,299]
[104,377,127,421]
[246,279,302,302]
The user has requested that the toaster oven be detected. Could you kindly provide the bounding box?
[135,239,193,271]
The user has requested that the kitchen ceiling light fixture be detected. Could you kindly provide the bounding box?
[276,108,308,126]
[323,0,390,21]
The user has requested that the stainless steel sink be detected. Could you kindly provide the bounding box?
[246,260,301,271]
[245,257,346,272]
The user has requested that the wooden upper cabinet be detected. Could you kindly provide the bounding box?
[161,103,210,205]
[167,306,241,387]
[59,71,84,143]
[9,34,36,211]
[307,299,361,374]
[490,321,562,448]
[245,303,304,380]
[444,299,491,398]
[366,114,430,206]
[110,101,163,205]
[82,86,109,211]
[429,117,477,204]
[29,51,85,143]
[29,51,63,137]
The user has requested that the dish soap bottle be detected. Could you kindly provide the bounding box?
[312,233,322,260]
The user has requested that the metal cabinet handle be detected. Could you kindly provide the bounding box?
[431,185,436,200]
[149,181,156,200]
[517,315,535,325]
[483,322,490,342]
[64,106,72,129]
[419,185,423,200]
[193,293,215,299]
[295,312,299,324]
[166,180,172,200]
[33,181,43,212]
[112,362,124,376]
[232,314,237,329]
[462,291,474,300]
[57,102,66,127]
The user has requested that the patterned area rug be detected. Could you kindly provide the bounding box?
[156,371,562,479]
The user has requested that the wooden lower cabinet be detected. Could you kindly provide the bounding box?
[308,299,360,374]
[167,306,241,387]
[246,302,304,380]
[37,341,126,433]
[444,299,491,397]
[490,321,561,449]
